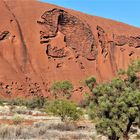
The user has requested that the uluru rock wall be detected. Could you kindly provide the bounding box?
[0,0,140,100]
[38,8,97,61]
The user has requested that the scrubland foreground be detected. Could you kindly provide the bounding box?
[0,60,139,140]
[0,102,139,140]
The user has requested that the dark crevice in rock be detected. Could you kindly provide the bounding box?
[129,51,134,56]
[135,46,140,48]
[3,0,28,68]
[0,31,10,41]
[40,40,50,44]
[109,42,118,75]
[56,62,63,68]
[97,25,108,58]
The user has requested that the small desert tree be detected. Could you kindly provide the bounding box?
[46,99,83,122]
[79,76,96,107]
[51,81,73,99]
[88,60,140,140]
[85,76,96,91]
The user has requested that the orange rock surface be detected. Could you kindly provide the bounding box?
[0,0,140,99]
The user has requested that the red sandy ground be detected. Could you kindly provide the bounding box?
[0,119,34,125]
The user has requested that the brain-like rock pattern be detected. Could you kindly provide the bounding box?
[38,8,97,61]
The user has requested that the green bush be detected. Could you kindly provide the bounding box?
[79,92,91,108]
[0,99,5,106]
[12,115,24,125]
[88,59,140,140]
[85,76,96,91]
[5,96,46,109]
[51,81,73,99]
[26,96,46,109]
[8,98,26,106]
[46,99,83,122]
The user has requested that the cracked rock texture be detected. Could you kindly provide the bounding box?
[0,0,140,101]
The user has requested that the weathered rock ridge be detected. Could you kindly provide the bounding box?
[0,0,140,100]
[38,8,97,61]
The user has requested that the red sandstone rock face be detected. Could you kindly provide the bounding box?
[0,0,140,100]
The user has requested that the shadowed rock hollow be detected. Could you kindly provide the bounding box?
[0,0,140,100]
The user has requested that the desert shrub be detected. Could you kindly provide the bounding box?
[48,122,76,131]
[0,106,10,115]
[79,92,91,108]
[117,68,126,75]
[26,96,46,109]
[51,81,73,99]
[46,99,83,122]
[8,98,26,106]
[5,96,46,109]
[11,106,28,114]
[34,121,48,128]
[0,99,5,106]
[78,99,89,108]
[85,76,96,91]
[12,115,24,125]
[88,60,140,140]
